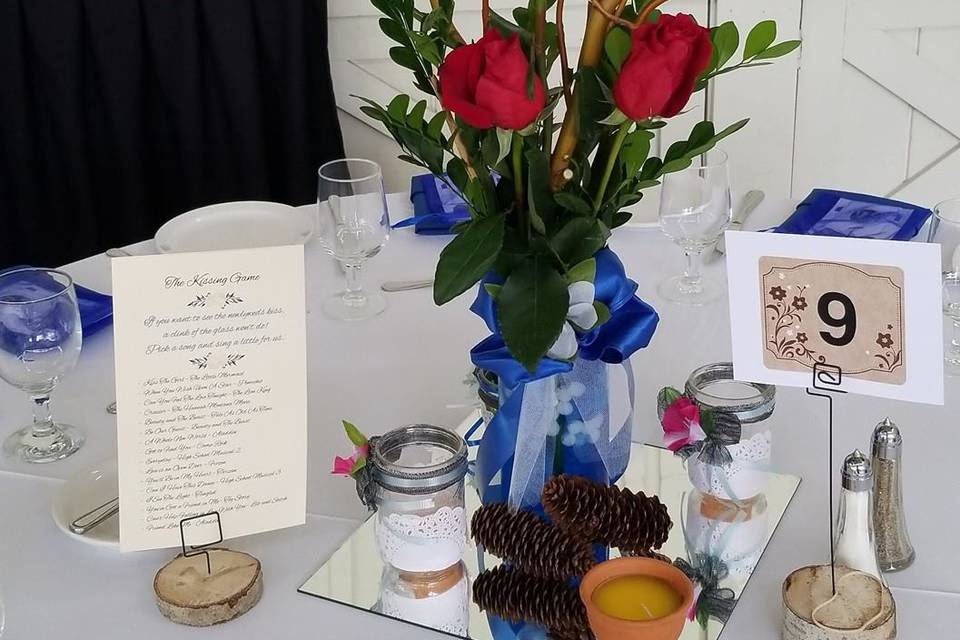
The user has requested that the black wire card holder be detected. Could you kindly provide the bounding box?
[805,361,846,595]
[179,510,223,575]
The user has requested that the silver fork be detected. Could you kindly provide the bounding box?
[69,496,119,535]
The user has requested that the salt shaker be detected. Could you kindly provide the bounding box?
[871,418,915,571]
[834,449,884,582]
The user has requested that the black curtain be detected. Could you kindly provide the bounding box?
[0,0,345,266]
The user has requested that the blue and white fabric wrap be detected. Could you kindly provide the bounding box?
[469,247,659,508]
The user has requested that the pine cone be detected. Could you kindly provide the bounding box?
[473,566,592,637]
[621,547,673,564]
[472,503,596,579]
[542,475,672,554]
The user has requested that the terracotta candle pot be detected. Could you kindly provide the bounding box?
[580,557,694,640]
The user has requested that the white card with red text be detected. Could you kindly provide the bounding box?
[725,230,943,404]
[112,245,307,551]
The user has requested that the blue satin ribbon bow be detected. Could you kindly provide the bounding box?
[469,248,659,507]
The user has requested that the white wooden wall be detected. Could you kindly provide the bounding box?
[329,0,956,217]
[794,0,960,208]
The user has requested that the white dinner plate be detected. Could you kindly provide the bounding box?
[51,459,120,549]
[154,200,314,253]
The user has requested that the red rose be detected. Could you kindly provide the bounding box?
[612,14,712,121]
[438,29,546,130]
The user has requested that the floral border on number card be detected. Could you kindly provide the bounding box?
[759,258,905,384]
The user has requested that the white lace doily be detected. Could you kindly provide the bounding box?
[687,430,772,501]
[375,505,467,572]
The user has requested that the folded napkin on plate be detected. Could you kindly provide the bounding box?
[0,266,113,340]
[394,173,473,235]
[774,189,931,241]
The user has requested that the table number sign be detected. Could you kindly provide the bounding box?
[759,257,905,384]
[726,231,942,404]
[112,245,308,551]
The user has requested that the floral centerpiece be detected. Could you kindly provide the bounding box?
[360,0,799,507]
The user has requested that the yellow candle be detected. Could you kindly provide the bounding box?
[591,574,683,622]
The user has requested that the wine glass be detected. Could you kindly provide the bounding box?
[657,148,732,305]
[0,268,84,462]
[927,198,960,374]
[317,159,391,321]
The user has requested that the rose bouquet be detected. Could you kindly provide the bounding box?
[360,0,798,371]
[361,0,798,511]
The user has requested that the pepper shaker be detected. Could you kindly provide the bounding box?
[871,417,915,571]
[834,449,884,581]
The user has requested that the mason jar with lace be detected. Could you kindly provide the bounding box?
[684,363,776,502]
[369,425,469,573]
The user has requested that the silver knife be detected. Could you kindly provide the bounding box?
[717,190,765,256]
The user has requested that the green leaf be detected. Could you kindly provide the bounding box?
[550,217,608,265]
[604,27,632,72]
[656,386,683,420]
[446,157,469,193]
[611,209,633,228]
[621,128,653,177]
[714,117,750,142]
[553,192,593,217]
[497,256,570,371]
[712,22,739,69]
[406,100,427,129]
[387,94,411,121]
[426,111,447,142]
[660,157,693,174]
[359,105,387,123]
[409,32,441,65]
[495,128,514,165]
[342,420,368,447]
[389,46,421,72]
[379,18,408,45]
[481,129,501,167]
[688,121,715,148]
[662,140,688,165]
[349,456,367,477]
[743,20,776,60]
[483,283,502,299]
[639,157,663,180]
[526,150,558,230]
[370,0,399,19]
[598,108,629,126]
[592,300,611,328]
[567,258,596,284]
[433,213,506,305]
[752,40,801,60]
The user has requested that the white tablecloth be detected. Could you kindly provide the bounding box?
[1,193,956,639]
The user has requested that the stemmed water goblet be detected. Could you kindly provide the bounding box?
[317,159,391,321]
[0,268,84,462]
[927,198,960,374]
[657,148,732,305]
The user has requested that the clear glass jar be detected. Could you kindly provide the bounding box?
[473,367,499,425]
[684,362,775,501]
[371,425,468,573]
[376,562,469,636]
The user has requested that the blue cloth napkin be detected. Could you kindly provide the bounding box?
[393,174,473,235]
[0,266,113,340]
[774,189,931,241]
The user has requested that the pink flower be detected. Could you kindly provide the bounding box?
[332,455,356,476]
[356,443,369,459]
[662,397,706,452]
[688,584,703,621]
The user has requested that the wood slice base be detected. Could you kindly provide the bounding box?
[154,548,262,626]
[782,565,895,640]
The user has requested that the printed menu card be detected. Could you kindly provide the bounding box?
[112,245,307,551]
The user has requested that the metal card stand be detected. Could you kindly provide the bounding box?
[179,511,223,575]
[805,362,845,595]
